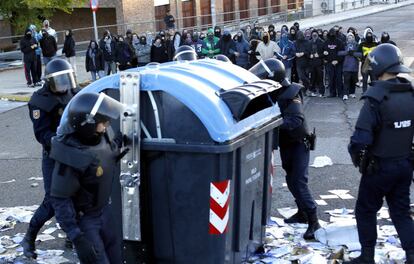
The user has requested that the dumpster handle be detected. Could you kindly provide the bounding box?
[147,91,162,139]
[140,121,153,139]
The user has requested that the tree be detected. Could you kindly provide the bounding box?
[0,0,87,33]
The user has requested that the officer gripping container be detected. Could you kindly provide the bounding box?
[58,59,283,263]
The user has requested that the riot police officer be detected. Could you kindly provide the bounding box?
[249,59,320,239]
[347,44,414,264]
[50,92,125,264]
[21,58,78,259]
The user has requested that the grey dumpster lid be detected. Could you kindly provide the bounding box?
[58,59,281,143]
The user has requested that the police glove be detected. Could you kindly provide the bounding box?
[73,235,97,264]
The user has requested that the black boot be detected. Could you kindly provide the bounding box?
[284,210,308,224]
[344,247,375,264]
[303,212,321,240]
[406,249,414,264]
[20,227,38,259]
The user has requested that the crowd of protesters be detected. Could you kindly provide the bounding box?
[21,17,397,99]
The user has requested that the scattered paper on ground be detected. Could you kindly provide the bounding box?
[0,179,16,184]
[310,156,333,168]
[315,200,328,206]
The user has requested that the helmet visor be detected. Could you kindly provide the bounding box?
[87,93,126,124]
[47,69,76,93]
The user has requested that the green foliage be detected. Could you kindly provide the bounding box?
[0,0,87,33]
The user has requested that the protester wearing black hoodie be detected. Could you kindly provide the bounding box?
[358,29,378,92]
[380,32,396,46]
[217,30,236,62]
[20,28,40,87]
[323,28,344,97]
[268,24,276,41]
[39,29,57,66]
[115,36,134,71]
[248,38,260,68]
[309,30,325,96]
[62,30,77,75]
[294,31,311,93]
[99,30,117,75]
[151,36,168,63]
[214,26,222,38]
[289,26,299,83]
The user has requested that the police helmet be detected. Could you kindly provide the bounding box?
[213,54,231,63]
[173,45,197,61]
[68,93,125,138]
[249,58,290,86]
[364,43,411,78]
[44,58,76,94]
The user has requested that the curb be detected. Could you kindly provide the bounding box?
[0,94,31,102]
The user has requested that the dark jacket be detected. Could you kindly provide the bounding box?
[276,33,296,69]
[217,31,236,60]
[323,29,344,63]
[62,30,76,58]
[338,38,362,72]
[151,40,168,63]
[234,31,250,67]
[85,41,104,72]
[294,31,311,68]
[164,14,175,28]
[20,29,37,63]
[40,32,57,57]
[248,39,260,68]
[99,37,116,62]
[309,37,325,67]
[115,40,133,66]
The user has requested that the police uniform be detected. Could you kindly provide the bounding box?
[249,58,320,239]
[347,43,414,264]
[49,92,125,264]
[21,84,76,259]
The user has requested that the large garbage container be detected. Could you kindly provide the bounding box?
[59,59,283,263]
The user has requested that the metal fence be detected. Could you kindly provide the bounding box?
[0,0,404,53]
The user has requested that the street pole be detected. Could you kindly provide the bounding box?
[93,10,98,42]
[211,0,216,28]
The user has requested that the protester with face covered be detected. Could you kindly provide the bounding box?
[276,30,295,81]
[28,25,43,82]
[244,25,252,41]
[214,26,222,38]
[358,28,378,92]
[151,35,169,63]
[99,31,117,75]
[294,31,311,94]
[115,35,134,71]
[85,40,105,81]
[268,24,276,41]
[309,30,325,97]
[182,32,193,46]
[289,26,300,83]
[233,31,250,69]
[248,37,260,68]
[256,32,280,61]
[323,28,345,98]
[380,32,396,46]
[217,30,236,62]
[201,28,221,58]
[39,29,57,66]
[338,33,362,100]
[20,28,40,87]
[62,30,77,76]
[133,35,151,66]
[190,32,204,58]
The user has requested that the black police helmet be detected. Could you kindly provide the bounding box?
[366,43,411,78]
[68,92,124,139]
[173,45,197,61]
[249,58,290,86]
[213,54,231,63]
[44,58,76,94]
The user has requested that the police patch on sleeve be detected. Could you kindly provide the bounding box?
[32,110,40,120]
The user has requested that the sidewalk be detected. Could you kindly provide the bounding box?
[0,0,413,101]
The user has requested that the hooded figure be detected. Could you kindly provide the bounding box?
[151,35,168,63]
[294,31,311,92]
[268,24,276,41]
[358,29,378,92]
[20,28,40,86]
[380,32,396,46]
[256,32,280,60]
[62,29,77,74]
[289,26,297,41]
[276,30,296,80]
[134,35,151,66]
[323,28,345,97]
[201,28,220,58]
[308,30,325,96]
[115,36,133,71]
[217,30,236,61]
[234,30,250,69]
[214,26,222,38]
[191,32,204,58]
[39,29,57,61]
[338,33,362,99]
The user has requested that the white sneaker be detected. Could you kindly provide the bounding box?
[343,95,348,100]
[310,92,317,97]
[350,94,356,98]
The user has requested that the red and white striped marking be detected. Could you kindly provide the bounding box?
[209,180,231,235]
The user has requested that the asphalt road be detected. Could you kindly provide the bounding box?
[1,4,414,263]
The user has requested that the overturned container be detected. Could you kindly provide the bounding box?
[59,59,283,263]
